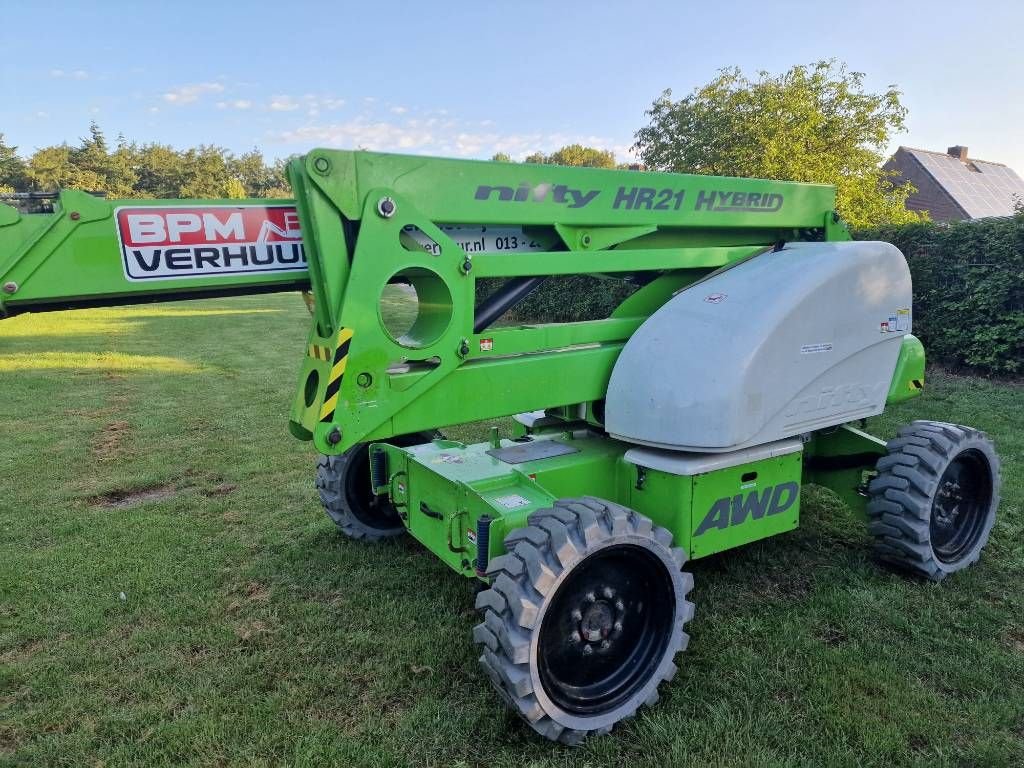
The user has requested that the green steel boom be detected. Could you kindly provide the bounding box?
[1,150,847,454]
[1,150,1000,744]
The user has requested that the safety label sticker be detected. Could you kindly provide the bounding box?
[116,205,307,281]
[880,308,911,333]
[432,453,464,464]
[895,308,910,331]
[800,343,833,355]
[493,493,532,510]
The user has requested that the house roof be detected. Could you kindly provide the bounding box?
[900,146,1024,218]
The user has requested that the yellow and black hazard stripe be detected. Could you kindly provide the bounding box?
[308,343,331,361]
[910,378,924,390]
[320,327,353,423]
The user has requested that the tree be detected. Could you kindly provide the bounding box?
[547,144,616,168]
[262,158,293,198]
[69,122,136,196]
[490,152,512,163]
[106,135,140,198]
[633,60,922,227]
[0,133,27,190]
[133,143,185,198]
[177,146,232,198]
[521,145,617,168]
[27,145,75,191]
[230,149,276,197]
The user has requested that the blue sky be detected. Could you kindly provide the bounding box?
[1,0,1022,170]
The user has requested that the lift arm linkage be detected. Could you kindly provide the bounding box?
[1,150,848,454]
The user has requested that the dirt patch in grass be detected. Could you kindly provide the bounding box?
[0,638,45,665]
[1003,630,1024,654]
[233,619,271,641]
[751,569,814,601]
[90,420,130,461]
[89,483,178,509]
[203,481,237,497]
[88,476,236,509]
[817,625,848,646]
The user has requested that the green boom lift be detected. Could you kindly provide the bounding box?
[0,151,1002,743]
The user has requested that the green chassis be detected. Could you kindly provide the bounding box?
[0,149,925,575]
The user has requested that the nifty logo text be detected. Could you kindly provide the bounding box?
[474,183,785,213]
[116,205,306,282]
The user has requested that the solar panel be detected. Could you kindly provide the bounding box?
[906,148,1024,218]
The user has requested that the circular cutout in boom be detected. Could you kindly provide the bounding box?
[378,267,453,349]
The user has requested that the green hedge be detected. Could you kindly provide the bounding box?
[856,217,1024,375]
[503,275,637,323]
[503,217,1023,376]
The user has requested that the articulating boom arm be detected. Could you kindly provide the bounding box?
[0,191,309,315]
[0,150,849,455]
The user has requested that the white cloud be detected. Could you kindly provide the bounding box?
[271,118,436,152]
[269,95,300,112]
[267,113,633,161]
[163,82,225,104]
[217,99,252,110]
[390,106,407,115]
[266,94,343,113]
[50,68,90,79]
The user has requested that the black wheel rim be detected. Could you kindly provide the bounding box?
[537,545,675,716]
[344,446,402,530]
[930,449,993,564]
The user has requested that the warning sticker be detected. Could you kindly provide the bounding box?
[879,308,911,334]
[493,494,532,510]
[115,205,307,281]
[431,453,464,465]
[800,343,833,355]
[479,338,494,352]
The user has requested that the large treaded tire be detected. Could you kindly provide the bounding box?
[867,420,1000,581]
[473,497,694,745]
[316,431,436,541]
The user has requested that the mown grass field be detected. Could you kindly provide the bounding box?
[1,293,1022,767]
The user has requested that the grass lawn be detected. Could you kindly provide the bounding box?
[1,293,1022,767]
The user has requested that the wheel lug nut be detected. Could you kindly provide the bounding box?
[571,609,583,622]
[585,591,596,603]
[613,621,623,633]
[600,640,611,650]
[602,586,614,599]
[615,599,625,612]
[569,631,581,644]
[583,644,594,656]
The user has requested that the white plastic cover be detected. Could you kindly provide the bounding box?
[604,241,912,452]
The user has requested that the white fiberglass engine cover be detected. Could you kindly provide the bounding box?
[604,240,912,452]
